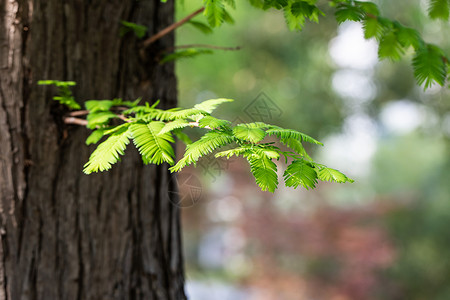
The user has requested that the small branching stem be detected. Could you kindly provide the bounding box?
[188,121,211,129]
[142,7,205,49]
[170,44,242,51]
[68,110,89,117]
[64,117,88,126]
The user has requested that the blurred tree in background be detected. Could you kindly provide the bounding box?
[174,0,450,299]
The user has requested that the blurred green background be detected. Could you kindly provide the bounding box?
[173,1,450,299]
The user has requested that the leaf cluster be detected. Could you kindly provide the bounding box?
[333,0,449,88]
[171,0,449,88]
[38,80,81,109]
[79,96,353,192]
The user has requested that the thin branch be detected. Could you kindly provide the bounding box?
[188,121,211,129]
[170,44,242,51]
[64,117,88,126]
[142,7,205,49]
[68,110,89,117]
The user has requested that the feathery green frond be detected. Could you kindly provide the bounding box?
[428,0,450,20]
[215,147,248,159]
[278,137,312,160]
[161,48,214,63]
[413,44,447,88]
[356,1,380,16]
[173,130,193,145]
[131,122,175,165]
[86,111,119,129]
[170,108,209,120]
[103,123,132,136]
[85,100,114,112]
[233,124,267,143]
[396,25,422,50]
[83,127,131,174]
[247,155,279,192]
[244,122,273,129]
[284,3,306,30]
[335,3,364,23]
[215,144,280,160]
[38,80,80,109]
[378,31,404,60]
[284,159,318,189]
[223,0,236,9]
[363,17,387,40]
[194,98,234,113]
[159,119,191,135]
[198,116,231,129]
[204,0,225,27]
[170,130,235,172]
[223,9,235,24]
[188,20,214,34]
[266,126,323,145]
[86,129,105,145]
[316,166,354,183]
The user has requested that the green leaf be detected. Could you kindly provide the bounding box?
[356,1,380,16]
[378,31,404,60]
[174,130,193,145]
[335,4,364,23]
[247,155,278,192]
[413,44,447,88]
[85,100,114,112]
[278,137,312,160]
[363,17,386,40]
[233,124,267,143]
[215,144,280,160]
[317,166,354,183]
[52,95,81,110]
[428,0,450,20]
[203,0,225,27]
[194,98,234,113]
[188,20,214,34]
[38,80,80,109]
[198,116,231,129]
[265,126,323,145]
[83,127,131,174]
[283,159,318,189]
[86,129,105,145]
[223,0,236,9]
[130,122,175,165]
[223,9,235,24]
[86,111,118,129]
[396,25,422,50]
[159,119,191,135]
[161,48,214,63]
[284,3,306,30]
[38,80,76,87]
[170,108,209,120]
[215,147,248,159]
[120,21,147,38]
[170,130,235,172]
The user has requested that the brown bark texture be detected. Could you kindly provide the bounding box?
[0,0,186,299]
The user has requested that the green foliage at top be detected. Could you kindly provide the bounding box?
[38,80,81,109]
[169,0,450,88]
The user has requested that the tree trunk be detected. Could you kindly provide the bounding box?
[0,1,186,299]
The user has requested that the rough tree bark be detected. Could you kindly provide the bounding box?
[0,0,186,299]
